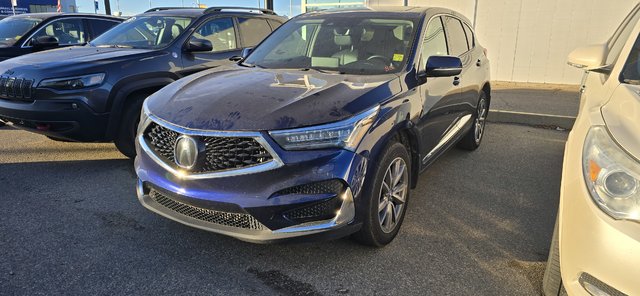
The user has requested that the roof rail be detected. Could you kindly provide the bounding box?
[204,6,276,15]
[144,7,199,13]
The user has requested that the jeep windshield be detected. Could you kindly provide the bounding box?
[244,15,418,75]
[90,16,192,50]
[0,15,43,47]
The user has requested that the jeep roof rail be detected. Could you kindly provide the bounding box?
[144,7,200,13]
[203,6,276,15]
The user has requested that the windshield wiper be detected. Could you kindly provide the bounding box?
[624,79,640,85]
[299,68,345,74]
[95,44,133,49]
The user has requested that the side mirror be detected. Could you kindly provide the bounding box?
[32,36,59,49]
[419,56,463,78]
[230,47,253,62]
[185,37,213,52]
[567,44,610,73]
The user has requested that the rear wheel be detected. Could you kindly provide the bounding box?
[353,140,411,247]
[458,91,488,150]
[114,95,146,159]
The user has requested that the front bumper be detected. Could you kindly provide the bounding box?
[559,123,640,295]
[0,98,110,142]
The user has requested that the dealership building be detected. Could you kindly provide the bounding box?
[301,0,636,85]
[0,0,77,15]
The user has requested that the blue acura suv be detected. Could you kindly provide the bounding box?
[135,7,490,246]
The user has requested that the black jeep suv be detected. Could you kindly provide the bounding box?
[0,7,286,157]
[0,12,123,62]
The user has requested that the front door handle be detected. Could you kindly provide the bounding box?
[453,76,460,86]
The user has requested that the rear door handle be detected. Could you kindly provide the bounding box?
[453,76,460,86]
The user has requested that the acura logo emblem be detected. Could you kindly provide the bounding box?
[174,135,200,170]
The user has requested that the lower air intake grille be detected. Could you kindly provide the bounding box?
[275,179,345,196]
[284,197,342,222]
[149,189,265,230]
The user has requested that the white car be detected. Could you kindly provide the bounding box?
[543,3,640,296]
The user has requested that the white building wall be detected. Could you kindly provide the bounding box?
[368,0,637,84]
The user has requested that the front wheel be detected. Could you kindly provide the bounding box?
[353,140,411,247]
[458,92,489,150]
[114,97,145,159]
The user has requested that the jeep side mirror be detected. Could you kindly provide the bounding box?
[419,56,463,78]
[230,47,253,62]
[185,37,213,52]
[32,36,59,50]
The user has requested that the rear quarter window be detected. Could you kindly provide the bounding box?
[237,17,272,47]
[267,19,284,31]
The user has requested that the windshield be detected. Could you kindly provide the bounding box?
[0,16,43,47]
[90,16,192,49]
[244,15,417,75]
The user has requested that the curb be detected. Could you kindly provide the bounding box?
[488,110,576,130]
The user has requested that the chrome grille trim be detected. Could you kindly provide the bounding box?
[149,189,266,230]
[0,76,34,100]
[137,112,284,180]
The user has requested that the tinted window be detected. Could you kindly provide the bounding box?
[89,19,120,38]
[267,19,284,30]
[463,23,474,48]
[606,9,640,65]
[31,18,85,45]
[0,16,42,47]
[193,17,237,52]
[443,16,468,56]
[621,35,640,83]
[421,16,448,68]
[237,17,272,47]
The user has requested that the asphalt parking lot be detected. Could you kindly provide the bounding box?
[0,120,567,295]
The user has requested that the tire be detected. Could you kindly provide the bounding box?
[353,139,411,247]
[458,91,489,150]
[114,95,146,159]
[46,135,72,142]
[0,120,5,127]
[542,216,564,296]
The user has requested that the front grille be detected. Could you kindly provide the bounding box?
[284,197,342,222]
[149,189,266,230]
[144,122,273,174]
[274,179,345,196]
[0,76,34,101]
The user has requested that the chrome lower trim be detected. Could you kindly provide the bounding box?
[136,180,356,242]
[424,114,472,161]
[138,112,284,180]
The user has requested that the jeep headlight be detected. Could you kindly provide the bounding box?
[39,73,105,90]
[583,126,640,221]
[269,105,379,151]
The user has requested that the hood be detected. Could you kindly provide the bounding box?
[0,46,157,74]
[602,84,640,159]
[147,66,402,131]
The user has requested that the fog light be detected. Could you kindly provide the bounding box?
[579,273,625,296]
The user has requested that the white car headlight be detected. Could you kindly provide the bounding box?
[269,105,379,151]
[39,73,105,90]
[583,126,640,221]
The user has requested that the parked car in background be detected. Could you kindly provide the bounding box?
[543,3,640,296]
[0,7,286,157]
[0,13,123,61]
[135,7,490,246]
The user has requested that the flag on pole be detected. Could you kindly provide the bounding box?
[56,0,61,12]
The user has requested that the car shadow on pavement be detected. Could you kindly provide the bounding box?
[0,123,566,296]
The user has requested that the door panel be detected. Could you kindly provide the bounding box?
[443,16,477,121]
[416,16,462,161]
[180,17,241,76]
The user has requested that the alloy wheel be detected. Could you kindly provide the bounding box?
[474,97,488,144]
[378,157,409,233]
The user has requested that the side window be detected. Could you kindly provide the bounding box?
[89,19,120,39]
[237,17,272,47]
[443,16,469,56]
[463,23,475,49]
[193,17,237,52]
[31,18,85,45]
[267,19,284,31]
[421,16,448,68]
[606,9,640,65]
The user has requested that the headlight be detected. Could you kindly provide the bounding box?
[269,105,379,151]
[583,126,640,221]
[39,73,105,90]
